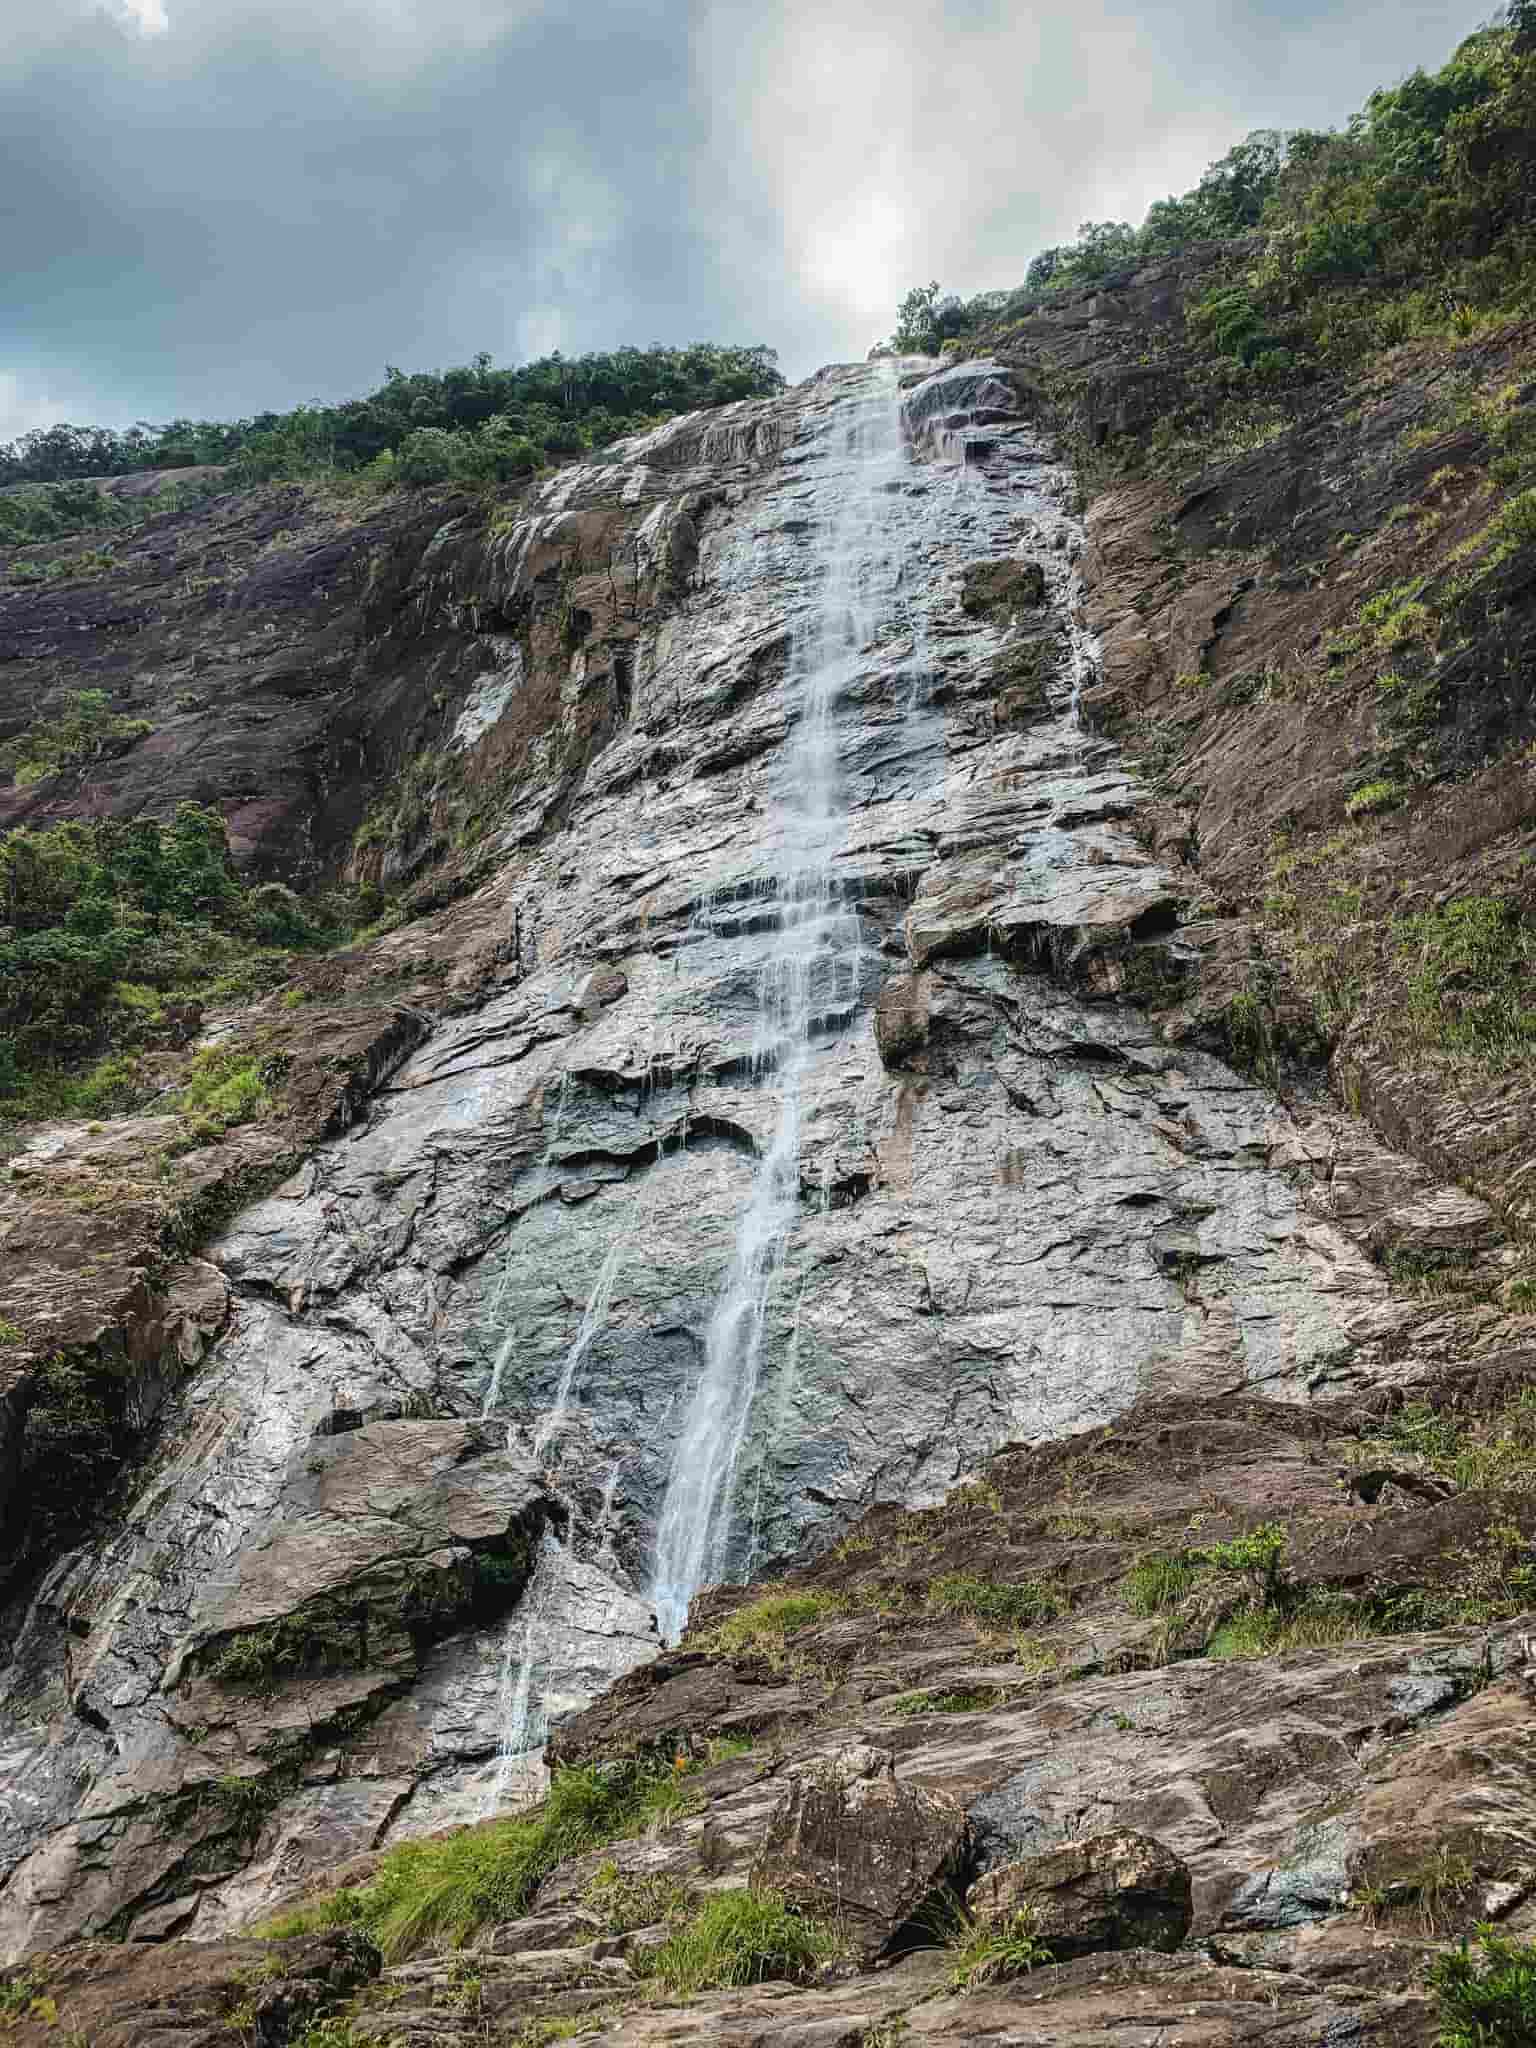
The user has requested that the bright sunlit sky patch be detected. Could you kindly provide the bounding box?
[0,0,1496,438]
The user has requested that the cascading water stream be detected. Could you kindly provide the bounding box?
[650,365,907,1644]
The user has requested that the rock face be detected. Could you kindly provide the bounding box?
[0,1929,379,2048]
[967,1830,1192,1959]
[0,350,1525,1961]
[749,1744,966,1955]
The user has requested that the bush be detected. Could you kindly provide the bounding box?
[636,1889,845,1994]
[0,689,152,789]
[1428,1928,1536,2045]
[707,1590,844,1656]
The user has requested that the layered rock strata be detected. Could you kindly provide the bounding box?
[0,356,1517,1964]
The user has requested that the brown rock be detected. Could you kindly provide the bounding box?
[2,1929,378,2048]
[959,557,1047,618]
[175,1420,550,1685]
[485,1909,603,1955]
[874,971,931,1066]
[968,1829,1192,1960]
[750,1744,966,1957]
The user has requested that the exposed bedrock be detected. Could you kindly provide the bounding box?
[0,358,1517,1958]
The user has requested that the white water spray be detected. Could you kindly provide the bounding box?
[650,366,907,1643]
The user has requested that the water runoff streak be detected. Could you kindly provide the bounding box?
[651,365,907,1643]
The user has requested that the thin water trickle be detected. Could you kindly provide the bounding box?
[745,1279,807,1579]
[482,1070,571,1420]
[531,1233,627,1468]
[485,1529,562,1816]
[650,364,908,1645]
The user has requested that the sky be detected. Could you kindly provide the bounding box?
[0,0,1497,441]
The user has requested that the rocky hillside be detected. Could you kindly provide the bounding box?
[1,270,1535,2046]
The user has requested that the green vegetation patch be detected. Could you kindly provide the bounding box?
[0,806,356,1119]
[881,1687,997,1718]
[704,1590,846,1659]
[260,1762,698,1960]
[948,1909,1054,1992]
[926,1572,1061,1627]
[1429,1928,1536,2046]
[1122,1553,1199,1616]
[580,1858,695,1935]
[634,1888,846,1995]
[0,689,152,790]
[0,345,785,492]
[1395,896,1536,1063]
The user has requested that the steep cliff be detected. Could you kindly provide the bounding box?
[1,337,1533,2046]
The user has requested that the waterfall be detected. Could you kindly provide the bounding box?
[650,364,905,1644]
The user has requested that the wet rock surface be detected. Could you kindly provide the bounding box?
[1,343,1532,2028]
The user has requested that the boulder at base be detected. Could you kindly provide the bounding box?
[967,1829,1192,1960]
[750,1744,966,1957]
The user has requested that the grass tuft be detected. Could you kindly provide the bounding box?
[635,1888,846,1994]
[259,1763,695,1960]
[948,1909,1053,1992]
[926,1573,1061,1627]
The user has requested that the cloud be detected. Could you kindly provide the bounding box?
[0,373,73,445]
[113,0,170,34]
[0,0,1498,435]
[697,0,1495,363]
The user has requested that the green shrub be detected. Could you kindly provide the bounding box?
[176,1049,277,1134]
[1428,1928,1536,2045]
[927,1573,1061,1627]
[636,1889,845,1994]
[0,807,368,1118]
[1346,779,1403,817]
[1193,1523,1289,1602]
[1187,286,1276,366]
[1395,897,1536,1061]
[0,1969,47,2020]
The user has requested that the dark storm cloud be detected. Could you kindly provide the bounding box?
[0,0,1498,437]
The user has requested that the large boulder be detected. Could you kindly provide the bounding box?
[967,1830,1192,1960]
[750,1744,966,1957]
